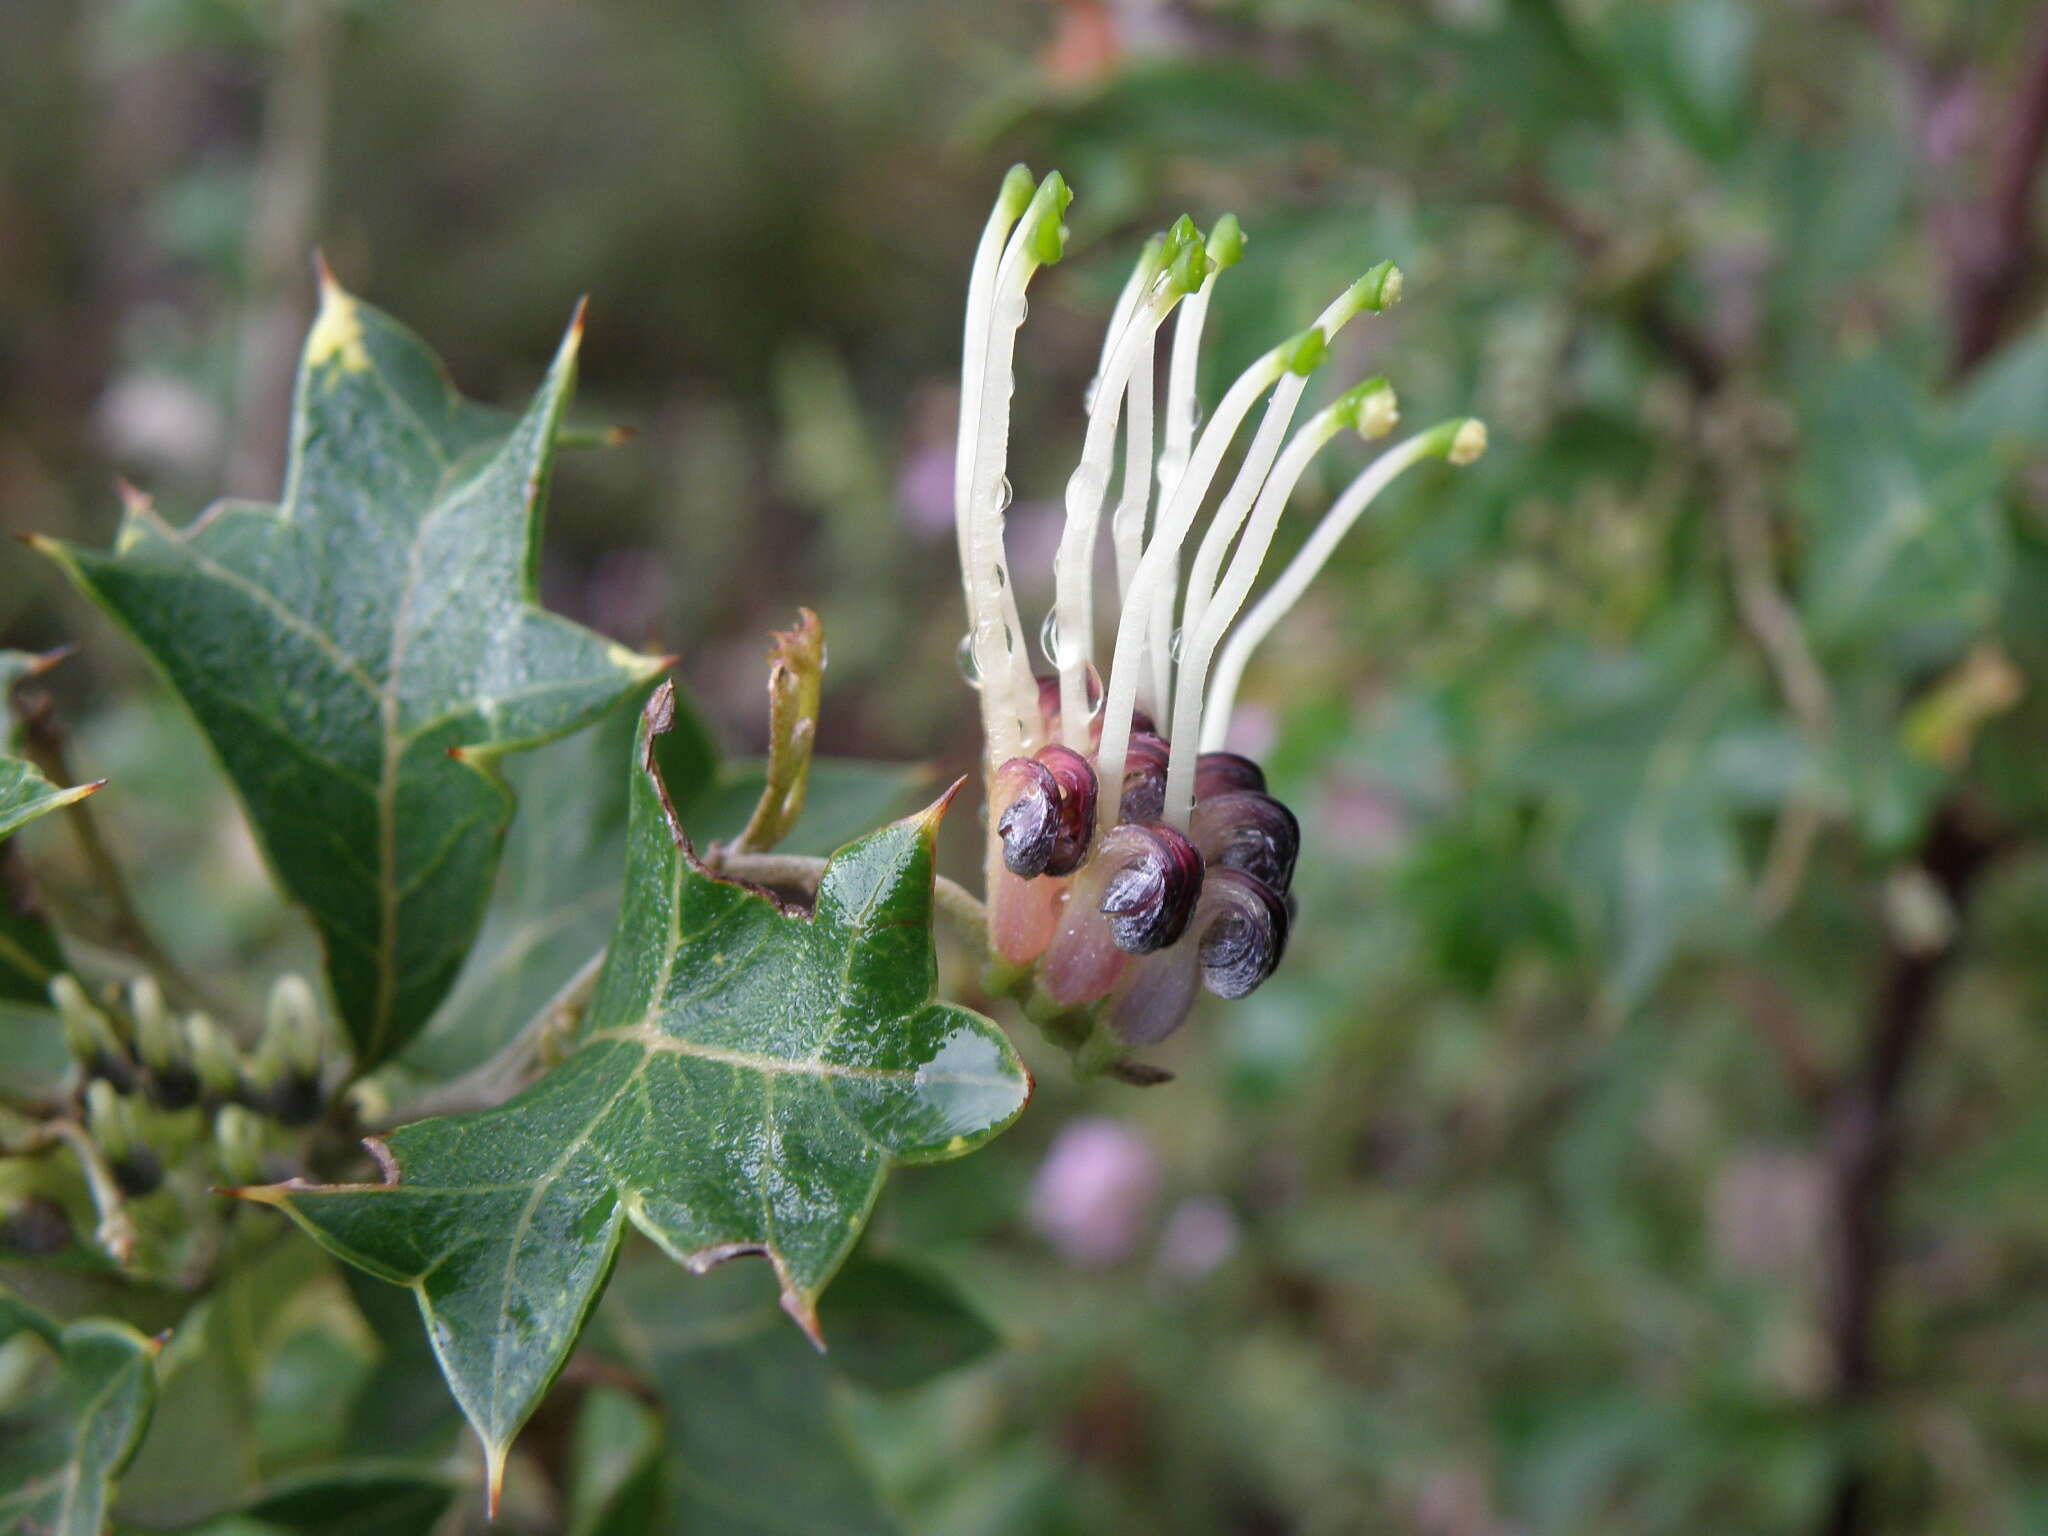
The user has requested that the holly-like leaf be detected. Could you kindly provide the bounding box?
[34,269,666,1064]
[0,1291,161,1536]
[596,1245,898,1535]
[236,683,1030,1506]
[0,753,101,1005]
[0,756,100,844]
[814,1251,1000,1393]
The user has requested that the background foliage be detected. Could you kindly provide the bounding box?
[6,1,2048,1532]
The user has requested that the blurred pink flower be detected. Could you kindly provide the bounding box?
[1027,1116,1162,1266]
[1153,1196,1239,1283]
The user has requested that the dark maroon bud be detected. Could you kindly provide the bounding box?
[1119,732,1171,822]
[268,1072,324,1128]
[1194,751,1266,799]
[994,756,1061,877]
[1108,946,1199,1046]
[1196,868,1290,999]
[1191,789,1299,894]
[1036,670,1106,739]
[0,1198,73,1257]
[1032,743,1098,877]
[1097,822,1204,954]
[1035,675,1063,732]
[112,1148,163,1199]
[1130,704,1156,736]
[147,1065,200,1112]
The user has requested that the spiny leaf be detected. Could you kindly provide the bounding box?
[0,757,100,845]
[0,751,101,1005]
[596,1245,898,1535]
[35,269,666,1064]
[812,1250,1000,1393]
[0,1290,161,1536]
[236,684,1030,1507]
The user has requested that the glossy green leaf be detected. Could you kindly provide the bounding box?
[0,1291,160,1536]
[236,1461,459,1536]
[406,681,926,1084]
[814,1251,1000,1393]
[36,272,665,1065]
[239,684,1029,1502]
[600,1246,897,1535]
[566,1387,664,1536]
[0,757,99,845]
[0,754,99,1005]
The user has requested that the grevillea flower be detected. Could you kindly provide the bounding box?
[954,168,1486,1069]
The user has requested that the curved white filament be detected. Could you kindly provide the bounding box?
[1164,403,1355,825]
[1200,422,1476,753]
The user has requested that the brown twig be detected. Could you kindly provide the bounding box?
[1816,8,2048,1531]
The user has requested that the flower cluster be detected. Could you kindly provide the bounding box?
[952,168,1485,1061]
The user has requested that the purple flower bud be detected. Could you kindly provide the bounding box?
[1098,822,1204,954]
[1108,944,1200,1045]
[994,747,1098,878]
[1036,670,1106,745]
[1119,731,1171,822]
[994,756,1061,877]
[1033,744,1099,876]
[1194,751,1266,799]
[1195,867,1289,999]
[1191,789,1299,894]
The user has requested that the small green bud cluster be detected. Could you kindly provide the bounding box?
[28,971,338,1256]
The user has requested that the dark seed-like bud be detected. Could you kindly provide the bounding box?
[1097,822,1205,953]
[268,1072,324,1128]
[994,756,1060,877]
[147,1065,200,1112]
[1191,789,1299,894]
[1119,732,1171,822]
[1034,675,1063,734]
[1032,744,1098,876]
[0,1197,73,1257]
[112,1148,163,1198]
[1036,670,1107,742]
[1196,868,1290,999]
[994,746,1099,878]
[1194,751,1265,799]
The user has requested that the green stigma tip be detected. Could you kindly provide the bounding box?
[1208,214,1245,268]
[999,164,1036,217]
[1168,233,1211,296]
[1348,260,1403,313]
[1283,327,1328,377]
[1029,215,1069,267]
[1334,376,1393,430]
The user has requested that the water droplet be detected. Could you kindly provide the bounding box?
[993,564,1007,589]
[1039,610,1066,669]
[1018,296,1029,323]
[996,476,1013,512]
[956,633,983,689]
[1187,399,1205,434]
[1170,626,1187,663]
[1083,376,1101,413]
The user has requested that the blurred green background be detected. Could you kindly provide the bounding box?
[7,0,2048,1531]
